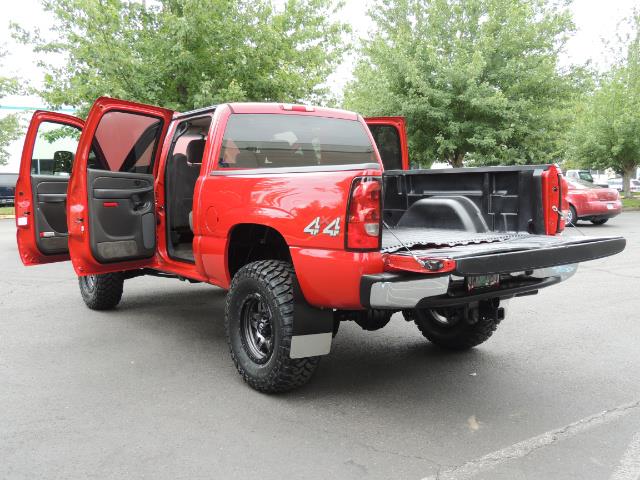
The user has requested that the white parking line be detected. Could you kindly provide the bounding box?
[422,400,640,480]
[610,430,640,480]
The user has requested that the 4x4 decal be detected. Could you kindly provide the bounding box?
[304,217,341,237]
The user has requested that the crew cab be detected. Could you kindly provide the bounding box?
[15,98,625,392]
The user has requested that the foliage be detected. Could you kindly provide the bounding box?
[621,196,640,209]
[568,14,640,198]
[343,0,580,168]
[13,0,349,116]
[0,49,23,167]
[0,206,16,215]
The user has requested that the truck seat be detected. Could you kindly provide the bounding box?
[168,139,204,236]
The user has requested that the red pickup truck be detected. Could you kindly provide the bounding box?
[15,98,625,392]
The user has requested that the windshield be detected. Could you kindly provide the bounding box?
[218,114,376,168]
[577,171,594,182]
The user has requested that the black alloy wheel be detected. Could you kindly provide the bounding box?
[240,292,275,363]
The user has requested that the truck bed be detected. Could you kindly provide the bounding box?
[380,167,625,275]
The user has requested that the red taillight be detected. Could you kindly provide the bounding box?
[346,176,382,250]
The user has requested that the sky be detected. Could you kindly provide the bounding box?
[1,0,639,172]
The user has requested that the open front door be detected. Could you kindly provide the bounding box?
[365,116,409,170]
[67,97,174,275]
[15,111,85,265]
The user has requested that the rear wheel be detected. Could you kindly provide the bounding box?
[567,205,578,226]
[591,218,608,225]
[404,304,501,350]
[78,273,124,310]
[225,260,320,393]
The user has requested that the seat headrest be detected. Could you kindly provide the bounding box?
[186,139,206,165]
[172,153,187,164]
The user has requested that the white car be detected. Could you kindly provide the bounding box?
[608,178,640,193]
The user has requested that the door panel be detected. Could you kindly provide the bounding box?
[365,116,409,171]
[32,176,70,254]
[66,97,174,275]
[15,111,84,266]
[87,170,156,262]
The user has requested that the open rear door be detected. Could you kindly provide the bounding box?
[15,111,85,265]
[67,97,174,275]
[365,116,409,170]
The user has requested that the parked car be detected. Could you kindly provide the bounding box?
[564,169,608,187]
[565,169,594,182]
[14,98,626,392]
[0,173,18,206]
[565,179,622,225]
[607,178,640,193]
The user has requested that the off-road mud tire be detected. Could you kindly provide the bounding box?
[78,273,124,311]
[406,308,500,350]
[225,260,320,393]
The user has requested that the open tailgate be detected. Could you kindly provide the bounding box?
[381,228,626,275]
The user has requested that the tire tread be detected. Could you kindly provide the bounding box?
[79,273,124,311]
[412,310,499,350]
[225,260,320,393]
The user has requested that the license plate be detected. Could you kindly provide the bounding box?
[607,203,615,210]
[467,274,500,291]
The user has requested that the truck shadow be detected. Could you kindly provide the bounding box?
[112,282,535,404]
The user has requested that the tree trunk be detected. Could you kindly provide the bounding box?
[449,152,465,168]
[622,166,635,199]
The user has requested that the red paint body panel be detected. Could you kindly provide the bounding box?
[567,181,622,219]
[66,97,175,275]
[290,247,384,309]
[196,168,383,295]
[15,111,85,266]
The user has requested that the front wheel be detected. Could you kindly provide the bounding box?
[78,273,124,310]
[591,218,608,225]
[404,304,501,350]
[225,260,320,393]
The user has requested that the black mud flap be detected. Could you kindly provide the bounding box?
[290,280,334,359]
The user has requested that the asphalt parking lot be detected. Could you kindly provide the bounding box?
[1,213,639,480]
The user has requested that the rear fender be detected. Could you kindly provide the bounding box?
[221,221,335,358]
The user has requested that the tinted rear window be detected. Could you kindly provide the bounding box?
[218,114,375,168]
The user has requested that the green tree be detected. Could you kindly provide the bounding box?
[568,14,640,198]
[13,0,348,115]
[344,0,579,168]
[0,49,23,167]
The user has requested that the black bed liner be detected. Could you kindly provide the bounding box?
[381,227,531,253]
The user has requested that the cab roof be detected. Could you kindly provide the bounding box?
[176,102,359,121]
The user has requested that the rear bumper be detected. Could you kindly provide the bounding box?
[360,265,576,309]
[576,200,622,218]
